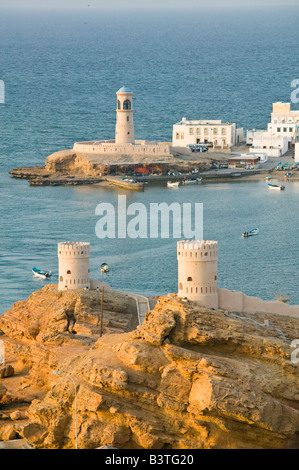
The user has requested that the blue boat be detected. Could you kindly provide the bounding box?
[32,267,52,279]
[242,228,259,238]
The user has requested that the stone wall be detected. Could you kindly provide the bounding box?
[218,287,299,318]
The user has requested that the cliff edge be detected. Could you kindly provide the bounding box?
[0,289,298,449]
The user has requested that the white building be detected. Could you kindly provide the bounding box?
[246,129,289,157]
[247,102,299,157]
[268,102,299,145]
[58,242,90,291]
[72,86,172,159]
[295,142,299,163]
[172,117,244,151]
[177,240,218,309]
[115,86,135,144]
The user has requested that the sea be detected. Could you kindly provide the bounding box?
[0,6,299,315]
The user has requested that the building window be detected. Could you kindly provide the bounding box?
[196,128,200,134]
[117,100,121,110]
[67,270,71,274]
[204,128,208,135]
[60,276,63,282]
[181,133,184,139]
[179,282,183,290]
[127,116,129,122]
[277,127,281,132]
[283,128,287,132]
[289,127,293,132]
[213,128,218,135]
[123,99,131,110]
[221,127,226,135]
[187,277,192,282]
[189,128,194,135]
[176,132,180,139]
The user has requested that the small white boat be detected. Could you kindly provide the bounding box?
[268,183,285,191]
[183,178,201,185]
[100,263,109,273]
[242,228,259,238]
[32,267,52,279]
[167,181,180,188]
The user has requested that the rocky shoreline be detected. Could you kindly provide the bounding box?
[0,284,298,449]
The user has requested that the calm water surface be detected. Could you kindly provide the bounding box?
[0,7,298,313]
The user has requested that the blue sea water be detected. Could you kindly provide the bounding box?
[0,7,299,314]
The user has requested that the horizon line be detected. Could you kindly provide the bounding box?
[0,4,299,10]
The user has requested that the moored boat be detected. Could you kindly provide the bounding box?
[167,181,180,187]
[101,262,109,273]
[32,267,52,279]
[183,178,201,185]
[268,183,285,190]
[242,228,259,238]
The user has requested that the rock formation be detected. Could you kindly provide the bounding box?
[0,288,299,449]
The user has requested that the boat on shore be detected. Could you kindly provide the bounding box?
[32,267,52,279]
[167,181,180,188]
[268,183,285,191]
[242,228,259,238]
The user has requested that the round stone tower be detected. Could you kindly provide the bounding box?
[177,240,218,309]
[58,242,90,291]
[115,86,135,144]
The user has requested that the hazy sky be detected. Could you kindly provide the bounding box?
[0,0,298,8]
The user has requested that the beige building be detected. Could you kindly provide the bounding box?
[177,240,218,309]
[58,242,90,291]
[177,239,299,319]
[73,86,172,159]
[268,102,299,145]
[115,86,135,144]
[172,117,244,150]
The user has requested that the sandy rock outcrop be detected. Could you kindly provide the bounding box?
[6,294,297,449]
[0,284,138,391]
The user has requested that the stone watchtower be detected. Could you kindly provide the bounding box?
[115,86,135,144]
[58,242,90,291]
[177,240,219,309]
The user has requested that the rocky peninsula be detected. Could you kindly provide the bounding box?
[0,284,298,449]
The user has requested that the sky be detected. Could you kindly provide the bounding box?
[0,0,298,8]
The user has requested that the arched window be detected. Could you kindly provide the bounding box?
[117,99,121,110]
[187,277,192,282]
[67,270,71,274]
[59,276,63,282]
[179,282,183,290]
[123,99,131,110]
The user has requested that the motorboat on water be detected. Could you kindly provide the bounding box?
[100,263,109,273]
[242,228,259,238]
[32,267,52,279]
[268,183,285,190]
[182,177,202,185]
[167,181,180,188]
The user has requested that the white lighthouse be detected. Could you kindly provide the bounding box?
[115,86,135,144]
[58,242,90,291]
[177,240,219,309]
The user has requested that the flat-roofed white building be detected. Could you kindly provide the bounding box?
[269,102,299,146]
[247,102,299,156]
[172,117,243,151]
[246,129,288,157]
